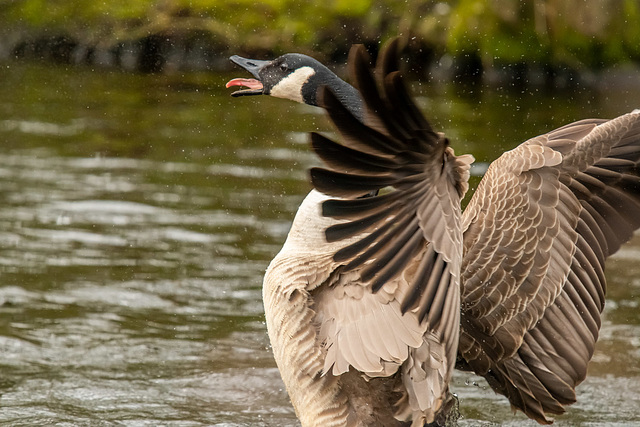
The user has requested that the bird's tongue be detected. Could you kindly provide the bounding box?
[225,78,263,90]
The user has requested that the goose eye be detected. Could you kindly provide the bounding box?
[280,63,288,72]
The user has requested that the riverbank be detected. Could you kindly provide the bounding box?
[4,30,640,93]
[2,1,639,82]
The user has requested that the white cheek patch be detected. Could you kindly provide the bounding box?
[269,66,315,103]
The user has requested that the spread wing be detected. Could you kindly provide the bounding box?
[459,111,640,423]
[309,40,473,421]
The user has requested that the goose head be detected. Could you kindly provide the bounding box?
[227,53,364,119]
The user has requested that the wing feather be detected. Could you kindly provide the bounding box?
[460,110,640,423]
[310,40,470,421]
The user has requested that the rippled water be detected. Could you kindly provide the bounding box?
[0,62,639,426]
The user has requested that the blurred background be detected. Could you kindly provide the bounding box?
[2,0,640,79]
[0,1,639,426]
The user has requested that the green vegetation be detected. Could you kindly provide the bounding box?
[1,0,639,72]
[447,0,640,69]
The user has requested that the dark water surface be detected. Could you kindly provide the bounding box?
[0,62,639,426]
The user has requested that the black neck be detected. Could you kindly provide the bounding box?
[301,66,365,121]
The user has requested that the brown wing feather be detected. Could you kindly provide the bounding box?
[310,40,473,421]
[311,44,471,326]
[460,111,640,423]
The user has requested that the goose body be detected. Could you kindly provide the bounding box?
[228,40,640,426]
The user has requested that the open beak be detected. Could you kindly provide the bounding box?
[226,56,270,97]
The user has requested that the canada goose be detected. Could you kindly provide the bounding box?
[227,40,640,426]
[227,53,365,120]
